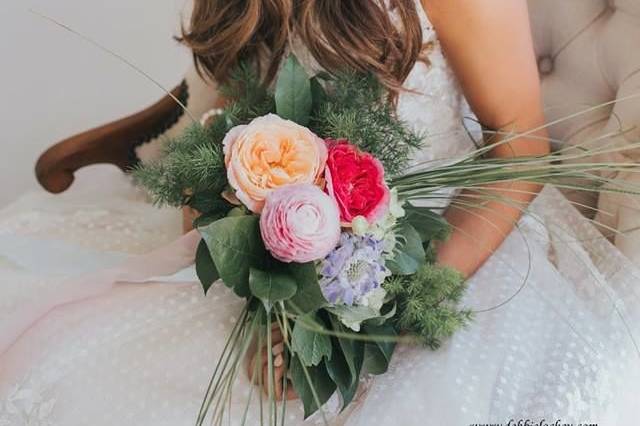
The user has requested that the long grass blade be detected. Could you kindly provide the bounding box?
[29,9,198,123]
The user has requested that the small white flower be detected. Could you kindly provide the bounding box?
[351,216,370,236]
[389,188,406,219]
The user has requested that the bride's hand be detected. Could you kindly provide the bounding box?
[246,323,297,401]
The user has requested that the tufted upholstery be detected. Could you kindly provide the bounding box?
[528,0,640,261]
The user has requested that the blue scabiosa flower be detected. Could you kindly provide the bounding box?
[319,232,391,306]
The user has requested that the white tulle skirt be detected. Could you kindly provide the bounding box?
[1,167,639,426]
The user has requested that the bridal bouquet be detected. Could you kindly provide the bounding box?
[193,114,467,420]
[135,55,639,425]
[136,56,471,423]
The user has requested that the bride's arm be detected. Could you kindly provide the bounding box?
[420,0,549,278]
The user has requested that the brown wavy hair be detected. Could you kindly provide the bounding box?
[179,0,424,91]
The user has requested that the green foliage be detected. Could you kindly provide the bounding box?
[275,56,312,126]
[311,73,423,176]
[386,222,426,275]
[325,315,365,410]
[329,316,364,388]
[360,323,396,376]
[189,195,234,219]
[290,357,336,419]
[286,262,328,314]
[199,216,268,297]
[326,339,358,409]
[195,239,219,294]
[326,305,383,332]
[289,311,397,414]
[291,314,332,367]
[310,77,328,112]
[131,123,227,211]
[198,218,325,313]
[218,62,275,125]
[404,204,452,243]
[248,268,298,310]
[385,264,473,350]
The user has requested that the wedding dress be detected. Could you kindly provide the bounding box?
[2,4,640,425]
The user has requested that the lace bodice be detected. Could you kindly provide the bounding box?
[291,5,479,168]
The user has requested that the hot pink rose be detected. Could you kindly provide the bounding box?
[324,140,390,224]
[260,184,341,263]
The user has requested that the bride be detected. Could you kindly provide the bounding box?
[2,0,639,424]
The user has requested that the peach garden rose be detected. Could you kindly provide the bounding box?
[222,114,328,213]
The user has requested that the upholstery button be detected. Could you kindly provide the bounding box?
[538,56,554,75]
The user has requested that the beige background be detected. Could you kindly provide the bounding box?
[0,0,191,207]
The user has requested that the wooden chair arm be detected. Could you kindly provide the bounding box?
[35,80,189,193]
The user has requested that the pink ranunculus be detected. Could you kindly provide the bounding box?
[324,140,390,224]
[260,184,341,263]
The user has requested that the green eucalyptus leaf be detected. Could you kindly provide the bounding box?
[387,223,426,275]
[275,55,312,126]
[227,206,247,217]
[329,316,364,388]
[199,216,268,297]
[286,262,327,314]
[326,341,358,410]
[363,324,396,367]
[310,77,327,113]
[291,314,332,367]
[361,343,390,375]
[289,357,336,419]
[195,239,219,294]
[248,268,297,310]
[404,205,451,242]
